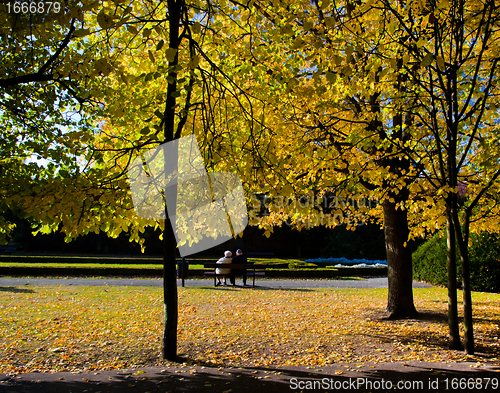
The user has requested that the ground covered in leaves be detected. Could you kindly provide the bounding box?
[1,285,499,373]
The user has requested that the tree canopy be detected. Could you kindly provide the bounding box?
[2,0,500,356]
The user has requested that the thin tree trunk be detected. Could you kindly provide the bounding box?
[383,195,417,319]
[162,215,178,360]
[446,211,461,349]
[161,0,182,360]
[453,218,474,354]
[460,251,474,354]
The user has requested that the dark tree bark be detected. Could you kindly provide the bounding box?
[161,0,183,361]
[383,192,417,319]
[0,19,76,88]
[446,211,461,350]
[162,215,179,360]
[380,53,418,319]
[453,211,475,354]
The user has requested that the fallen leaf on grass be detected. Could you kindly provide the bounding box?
[1,286,500,373]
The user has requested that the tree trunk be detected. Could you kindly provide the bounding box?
[446,211,461,350]
[448,133,474,354]
[383,196,417,319]
[160,0,182,360]
[162,215,178,360]
[460,251,474,354]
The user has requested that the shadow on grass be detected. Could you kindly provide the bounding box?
[365,308,500,358]
[195,286,315,292]
[368,309,449,324]
[0,286,36,293]
[363,310,455,352]
[250,286,315,292]
[2,360,500,393]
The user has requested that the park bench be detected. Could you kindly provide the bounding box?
[203,263,267,287]
[203,252,275,287]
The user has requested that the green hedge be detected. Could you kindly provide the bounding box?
[412,233,460,287]
[287,261,318,269]
[413,231,500,293]
[469,233,500,293]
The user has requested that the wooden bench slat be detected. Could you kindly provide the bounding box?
[202,262,273,287]
[202,263,264,269]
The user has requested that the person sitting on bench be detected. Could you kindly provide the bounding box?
[216,250,232,286]
[230,249,248,286]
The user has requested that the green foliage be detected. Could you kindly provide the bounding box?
[0,216,15,245]
[469,233,500,293]
[412,232,461,288]
[413,232,500,293]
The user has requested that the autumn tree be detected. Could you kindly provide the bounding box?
[2,0,188,360]
[377,0,500,354]
[0,1,104,243]
[9,0,500,360]
[18,0,263,360]
[225,0,500,353]
[1,3,183,358]
[219,0,421,318]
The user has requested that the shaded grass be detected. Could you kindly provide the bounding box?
[0,262,164,269]
[0,286,499,374]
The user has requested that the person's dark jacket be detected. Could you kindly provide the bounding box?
[231,254,248,275]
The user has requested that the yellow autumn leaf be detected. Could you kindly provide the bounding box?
[165,48,177,63]
[188,55,200,69]
[97,10,114,29]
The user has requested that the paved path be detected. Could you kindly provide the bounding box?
[0,277,432,289]
[2,361,499,393]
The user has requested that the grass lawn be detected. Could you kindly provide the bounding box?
[1,286,499,374]
[0,262,165,269]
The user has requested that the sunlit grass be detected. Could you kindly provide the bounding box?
[0,286,498,373]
